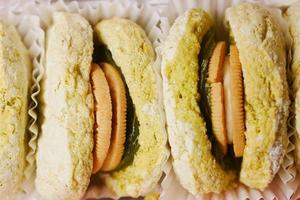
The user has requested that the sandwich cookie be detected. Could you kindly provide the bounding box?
[161,9,237,194]
[91,63,112,173]
[93,18,169,197]
[36,12,169,200]
[94,62,127,172]
[162,3,289,194]
[208,42,245,156]
[226,3,289,189]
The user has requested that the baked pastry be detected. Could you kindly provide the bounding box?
[226,3,289,189]
[0,20,31,198]
[93,17,169,197]
[161,2,289,194]
[36,13,169,199]
[35,12,94,200]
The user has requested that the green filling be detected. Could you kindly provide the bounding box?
[93,45,140,171]
[115,94,140,170]
[198,30,241,171]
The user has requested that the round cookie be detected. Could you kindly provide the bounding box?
[229,45,245,157]
[211,82,228,154]
[208,41,226,83]
[101,63,127,172]
[91,63,112,174]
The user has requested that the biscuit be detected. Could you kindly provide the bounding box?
[0,20,30,197]
[226,3,289,189]
[96,17,169,197]
[161,8,236,194]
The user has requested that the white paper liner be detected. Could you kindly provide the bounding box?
[0,4,44,200]
[13,0,171,199]
[159,0,299,200]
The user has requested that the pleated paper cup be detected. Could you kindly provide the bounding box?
[0,4,44,200]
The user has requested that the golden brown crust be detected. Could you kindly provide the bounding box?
[36,12,94,200]
[0,20,30,197]
[161,8,236,194]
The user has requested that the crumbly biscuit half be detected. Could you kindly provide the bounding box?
[36,12,94,200]
[226,3,289,189]
[0,20,30,197]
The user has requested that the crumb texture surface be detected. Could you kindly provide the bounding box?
[95,18,169,197]
[36,12,94,200]
[161,9,237,194]
[226,3,289,189]
[0,20,30,198]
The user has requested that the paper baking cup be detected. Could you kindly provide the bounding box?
[13,0,170,199]
[0,4,44,200]
[159,0,299,200]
